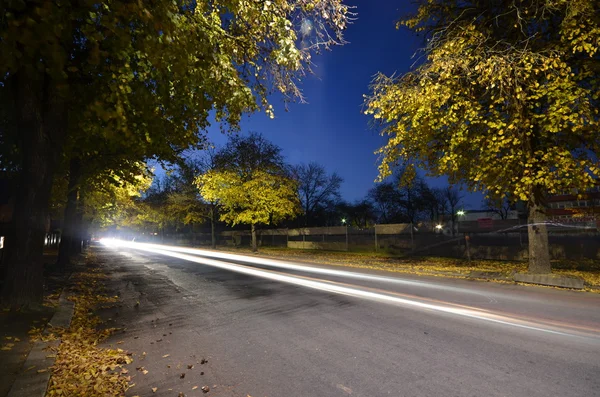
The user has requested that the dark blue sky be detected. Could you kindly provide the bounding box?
[202,1,484,209]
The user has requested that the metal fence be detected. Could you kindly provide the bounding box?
[152,219,600,261]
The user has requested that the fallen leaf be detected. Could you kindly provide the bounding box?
[151,387,157,393]
[178,393,185,397]
[142,369,149,375]
[25,366,36,371]
[5,336,12,340]
[37,369,47,373]
[201,386,210,393]
[187,364,194,369]
[14,338,21,342]
[180,373,185,379]
[192,386,198,390]
[162,354,170,358]
[117,341,124,344]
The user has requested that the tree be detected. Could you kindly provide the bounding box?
[84,166,153,234]
[395,168,425,225]
[367,182,403,224]
[483,196,515,220]
[196,133,300,252]
[342,200,377,229]
[443,187,463,235]
[0,0,351,306]
[432,188,450,223]
[365,0,599,273]
[291,162,343,226]
[166,158,219,248]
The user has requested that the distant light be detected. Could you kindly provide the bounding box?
[435,224,443,230]
[300,18,314,37]
[457,210,465,216]
[341,218,347,224]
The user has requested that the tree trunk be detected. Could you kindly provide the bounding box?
[527,199,551,274]
[251,223,257,252]
[57,158,81,267]
[72,190,85,254]
[1,72,67,308]
[210,207,216,249]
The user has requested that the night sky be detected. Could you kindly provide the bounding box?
[200,1,484,209]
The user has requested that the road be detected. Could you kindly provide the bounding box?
[95,241,600,397]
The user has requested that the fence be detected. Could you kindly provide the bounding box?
[145,219,600,261]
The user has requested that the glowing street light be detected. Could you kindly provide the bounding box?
[341,218,347,225]
[435,224,443,230]
[457,210,465,216]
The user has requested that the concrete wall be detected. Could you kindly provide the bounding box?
[287,241,347,251]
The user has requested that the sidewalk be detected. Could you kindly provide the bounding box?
[0,253,71,397]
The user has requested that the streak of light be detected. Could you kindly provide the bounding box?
[100,239,493,299]
[100,239,599,340]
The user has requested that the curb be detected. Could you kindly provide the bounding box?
[7,293,75,397]
[513,272,585,289]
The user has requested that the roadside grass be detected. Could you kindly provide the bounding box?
[216,246,600,291]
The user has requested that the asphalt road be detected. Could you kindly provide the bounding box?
[95,242,600,397]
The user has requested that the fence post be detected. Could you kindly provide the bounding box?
[374,226,378,252]
[345,225,349,251]
[286,228,289,248]
[410,222,414,249]
[465,233,471,261]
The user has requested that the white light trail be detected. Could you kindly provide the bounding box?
[100,239,599,340]
[101,239,491,298]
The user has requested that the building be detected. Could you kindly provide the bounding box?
[546,187,600,222]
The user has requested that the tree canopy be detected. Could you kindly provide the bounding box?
[0,0,351,306]
[292,162,343,226]
[365,0,599,273]
[196,133,300,251]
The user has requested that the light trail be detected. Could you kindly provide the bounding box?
[102,239,494,299]
[101,239,599,340]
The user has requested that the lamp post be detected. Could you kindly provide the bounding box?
[341,218,348,251]
[456,210,470,260]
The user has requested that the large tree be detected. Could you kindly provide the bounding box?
[0,0,350,306]
[365,0,599,273]
[367,182,403,224]
[196,133,300,252]
[291,162,343,226]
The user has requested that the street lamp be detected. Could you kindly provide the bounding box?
[435,224,443,230]
[457,210,465,217]
[341,218,346,225]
